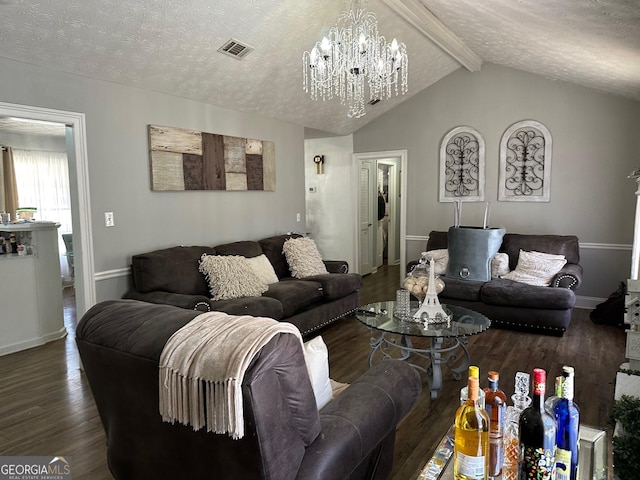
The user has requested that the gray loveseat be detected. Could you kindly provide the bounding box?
[410,231,582,335]
[76,300,421,480]
[123,233,362,336]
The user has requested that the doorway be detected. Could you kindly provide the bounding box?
[354,150,407,283]
[377,160,399,268]
[0,101,95,318]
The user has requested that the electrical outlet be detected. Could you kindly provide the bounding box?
[296,213,301,222]
[104,211,115,227]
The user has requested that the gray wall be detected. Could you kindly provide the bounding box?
[304,135,357,271]
[353,63,640,301]
[0,57,307,302]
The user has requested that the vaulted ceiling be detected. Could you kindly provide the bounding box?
[0,0,638,136]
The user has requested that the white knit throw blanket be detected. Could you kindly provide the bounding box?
[159,312,302,439]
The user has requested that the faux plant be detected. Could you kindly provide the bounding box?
[609,394,640,480]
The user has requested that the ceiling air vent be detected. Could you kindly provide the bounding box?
[217,39,254,60]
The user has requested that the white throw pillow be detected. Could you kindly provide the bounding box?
[302,336,333,409]
[491,252,510,278]
[283,237,328,278]
[199,254,268,300]
[246,254,279,285]
[502,250,567,286]
[425,249,448,275]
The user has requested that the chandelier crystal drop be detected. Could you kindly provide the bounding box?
[302,0,408,118]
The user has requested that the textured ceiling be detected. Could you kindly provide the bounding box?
[0,117,66,137]
[0,0,638,136]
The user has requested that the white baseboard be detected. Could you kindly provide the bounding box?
[575,295,605,310]
[0,328,67,357]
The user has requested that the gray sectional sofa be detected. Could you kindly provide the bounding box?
[123,233,362,336]
[76,300,421,480]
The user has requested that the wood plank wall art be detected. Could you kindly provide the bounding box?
[148,125,276,191]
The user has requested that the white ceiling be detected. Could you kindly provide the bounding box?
[0,0,638,136]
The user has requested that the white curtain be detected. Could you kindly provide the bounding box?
[12,149,72,278]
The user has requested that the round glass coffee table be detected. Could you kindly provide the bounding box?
[355,301,491,399]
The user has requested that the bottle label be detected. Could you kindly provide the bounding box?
[521,446,555,480]
[555,448,572,480]
[455,451,485,479]
[533,379,545,396]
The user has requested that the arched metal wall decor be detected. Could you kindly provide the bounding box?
[498,120,552,202]
[439,126,485,202]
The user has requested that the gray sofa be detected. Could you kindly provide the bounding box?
[123,233,362,336]
[410,231,582,335]
[76,300,421,480]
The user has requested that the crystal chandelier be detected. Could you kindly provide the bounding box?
[302,0,408,118]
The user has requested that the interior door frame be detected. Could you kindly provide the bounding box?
[377,159,398,266]
[0,101,95,317]
[354,149,407,282]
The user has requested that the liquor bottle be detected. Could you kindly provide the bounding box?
[9,233,18,254]
[454,376,489,480]
[519,368,556,480]
[503,372,531,480]
[460,365,486,408]
[484,371,507,477]
[554,366,580,480]
[544,375,563,417]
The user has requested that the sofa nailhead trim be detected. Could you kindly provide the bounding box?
[552,274,578,289]
[193,301,211,312]
[302,307,357,336]
[494,318,565,334]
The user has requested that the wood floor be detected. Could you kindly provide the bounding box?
[0,270,626,479]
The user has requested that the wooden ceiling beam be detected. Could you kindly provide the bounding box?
[381,0,482,72]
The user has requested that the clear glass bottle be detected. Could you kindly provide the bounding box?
[484,371,507,478]
[553,366,580,480]
[454,376,489,480]
[518,368,556,480]
[544,375,563,417]
[502,372,531,480]
[460,365,486,409]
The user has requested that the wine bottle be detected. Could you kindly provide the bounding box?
[9,233,18,254]
[518,368,556,480]
[554,366,580,480]
[484,371,507,477]
[454,376,489,480]
[460,365,486,408]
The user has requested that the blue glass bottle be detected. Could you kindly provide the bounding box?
[553,366,580,480]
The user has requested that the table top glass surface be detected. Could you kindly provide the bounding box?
[355,301,491,338]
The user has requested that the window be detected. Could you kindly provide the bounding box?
[12,149,72,275]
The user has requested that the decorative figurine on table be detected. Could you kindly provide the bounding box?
[412,258,450,325]
[403,252,444,306]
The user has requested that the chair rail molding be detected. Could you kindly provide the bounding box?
[94,267,131,282]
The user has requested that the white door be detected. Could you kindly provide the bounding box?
[359,160,376,275]
[379,160,398,266]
